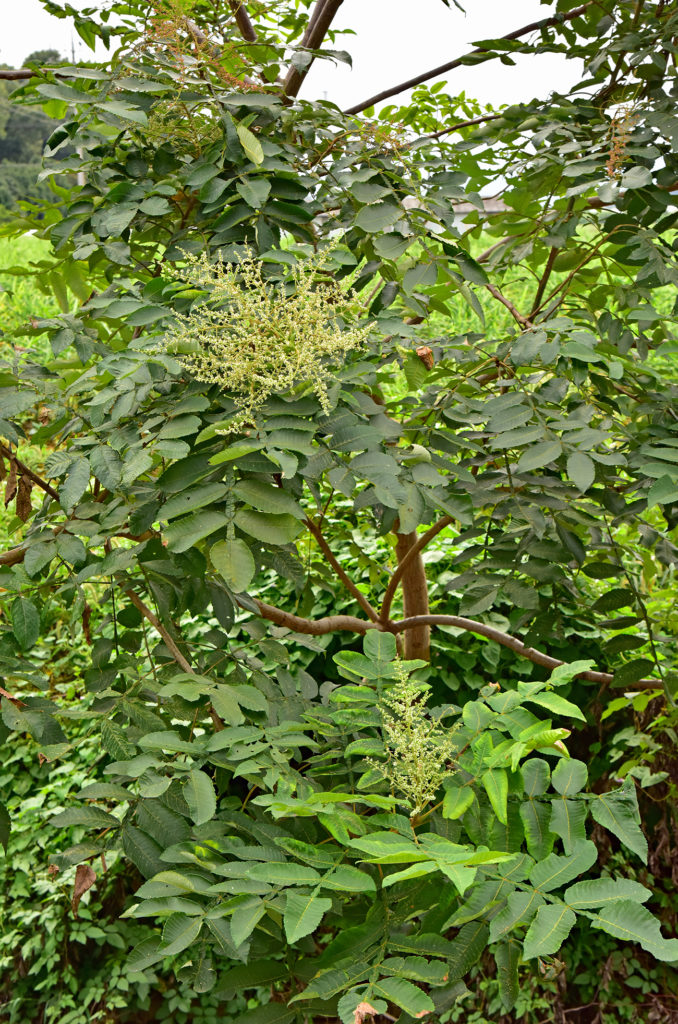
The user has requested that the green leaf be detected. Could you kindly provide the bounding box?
[371,977,434,1017]
[525,692,586,722]
[236,178,272,209]
[523,904,576,960]
[591,901,678,961]
[520,799,555,861]
[516,441,562,473]
[363,631,398,662]
[320,865,376,892]
[0,803,11,853]
[238,1007,295,1024]
[89,446,122,489]
[621,165,652,188]
[234,479,304,519]
[137,800,190,847]
[122,824,165,878]
[588,780,647,861]
[564,877,651,909]
[447,921,490,982]
[211,537,255,592]
[489,890,544,942]
[231,898,267,947]
[354,202,403,232]
[567,451,595,492]
[162,913,203,956]
[521,759,550,796]
[482,769,508,824]
[235,509,304,545]
[552,759,588,795]
[529,840,597,892]
[403,262,438,294]
[127,936,165,971]
[165,511,229,553]
[443,782,475,820]
[11,597,40,651]
[236,123,264,165]
[49,806,120,828]
[60,458,90,511]
[160,482,228,520]
[249,863,321,886]
[183,770,217,826]
[284,892,331,943]
[549,798,587,854]
[495,939,520,1010]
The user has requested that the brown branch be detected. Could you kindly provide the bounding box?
[252,598,370,635]
[283,0,345,99]
[390,614,663,690]
[0,69,46,80]
[411,113,503,147]
[344,2,594,115]
[484,283,533,330]
[0,443,59,501]
[227,0,257,42]
[305,518,380,622]
[124,589,194,674]
[380,516,454,623]
[247,600,662,690]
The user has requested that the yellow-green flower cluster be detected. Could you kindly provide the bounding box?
[372,661,459,818]
[162,247,371,429]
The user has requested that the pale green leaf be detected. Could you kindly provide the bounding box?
[482,769,508,825]
[211,537,255,592]
[283,893,331,942]
[235,509,304,545]
[231,897,266,947]
[529,840,597,892]
[564,877,651,909]
[523,904,576,960]
[371,977,434,1017]
[552,759,588,795]
[161,912,202,956]
[183,770,216,826]
[236,123,264,165]
[588,780,647,861]
[591,901,678,961]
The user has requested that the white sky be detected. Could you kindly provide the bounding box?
[1,0,581,109]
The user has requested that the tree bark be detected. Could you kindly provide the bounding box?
[395,532,430,661]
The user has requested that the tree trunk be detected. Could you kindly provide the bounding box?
[395,531,430,661]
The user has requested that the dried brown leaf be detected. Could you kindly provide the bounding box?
[72,863,96,917]
[16,475,33,522]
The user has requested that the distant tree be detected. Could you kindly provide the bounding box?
[22,49,64,66]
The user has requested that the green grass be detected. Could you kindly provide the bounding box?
[0,234,58,340]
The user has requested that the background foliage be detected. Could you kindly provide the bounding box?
[1,1,678,1022]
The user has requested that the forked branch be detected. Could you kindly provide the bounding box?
[306,517,380,622]
[283,0,345,98]
[380,515,454,622]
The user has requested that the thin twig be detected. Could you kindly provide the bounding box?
[344,2,594,115]
[410,112,503,147]
[305,518,380,622]
[484,283,533,330]
[125,589,194,674]
[380,516,454,623]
